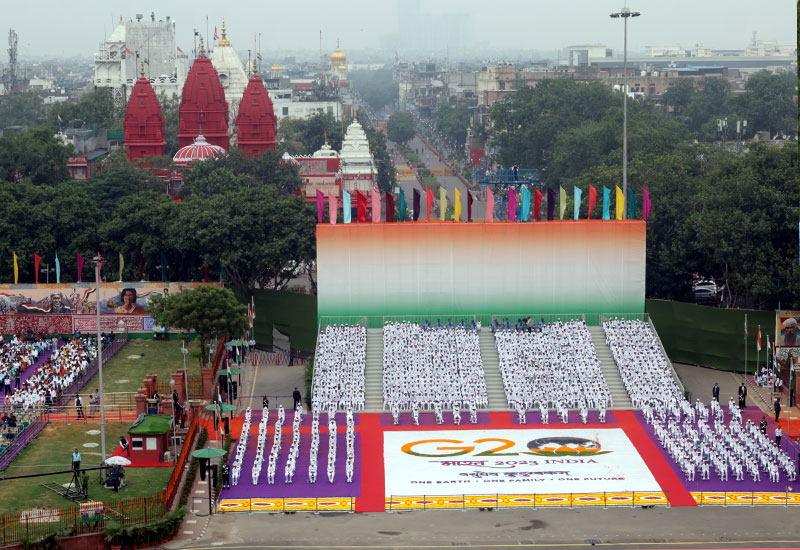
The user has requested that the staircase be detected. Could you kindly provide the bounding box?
[364,328,384,412]
[588,326,632,410]
[479,330,508,410]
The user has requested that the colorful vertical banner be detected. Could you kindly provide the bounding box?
[485,188,494,222]
[547,188,555,221]
[413,188,421,221]
[328,191,338,224]
[356,191,367,223]
[439,187,447,221]
[534,189,542,222]
[574,187,582,220]
[77,253,84,283]
[55,253,60,284]
[385,192,395,223]
[615,186,624,221]
[588,185,597,219]
[343,190,351,223]
[627,187,637,220]
[559,186,567,220]
[316,190,324,223]
[398,188,406,222]
[602,187,610,220]
[371,188,381,223]
[521,186,531,222]
[34,253,41,284]
[467,191,473,222]
[11,252,18,284]
[454,188,462,222]
[118,252,124,282]
[643,187,651,221]
[426,187,433,222]
[508,188,517,222]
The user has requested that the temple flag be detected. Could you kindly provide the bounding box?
[385,193,395,223]
[343,190,351,223]
[12,252,17,284]
[602,187,610,220]
[398,188,406,221]
[439,187,447,221]
[454,188,462,222]
[521,186,531,222]
[34,253,41,284]
[533,189,542,221]
[559,186,567,220]
[627,186,637,220]
[426,187,434,221]
[588,185,597,219]
[467,191,473,222]
[643,187,651,220]
[55,253,60,284]
[413,188,421,221]
[508,188,517,221]
[77,253,84,283]
[118,252,124,282]
[371,188,381,223]
[574,187,582,220]
[615,186,624,220]
[356,191,367,223]
[316,190,324,223]
[328,191,338,224]
[547,188,555,221]
[485,187,494,222]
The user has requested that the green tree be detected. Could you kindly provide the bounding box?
[0,128,73,185]
[49,88,120,130]
[737,70,798,137]
[387,111,415,145]
[0,92,47,128]
[350,69,398,111]
[148,286,247,369]
[299,113,343,154]
[434,100,472,148]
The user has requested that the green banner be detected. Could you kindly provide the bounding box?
[646,299,776,372]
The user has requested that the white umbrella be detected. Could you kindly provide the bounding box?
[104,456,131,466]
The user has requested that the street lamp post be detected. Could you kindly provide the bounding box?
[182,341,190,406]
[40,264,56,284]
[610,6,640,219]
[92,257,107,465]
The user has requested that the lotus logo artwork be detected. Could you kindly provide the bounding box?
[526,437,612,457]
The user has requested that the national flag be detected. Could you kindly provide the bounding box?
[323,129,328,144]
[507,188,517,221]
[574,187,582,220]
[756,325,761,352]
[426,187,433,221]
[602,187,611,220]
[385,193,395,223]
[413,188,420,221]
[615,186,625,220]
[251,295,256,321]
[343,190,352,223]
[55,253,60,284]
[559,186,567,220]
[371,188,381,223]
[485,187,494,222]
[588,185,597,219]
[467,191,473,222]
[439,187,447,221]
[118,252,124,282]
[328,191,338,225]
[643,187,651,221]
[533,189,542,222]
[12,252,18,284]
[454,188,462,222]
[34,253,41,284]
[177,46,184,54]
[316,190,324,223]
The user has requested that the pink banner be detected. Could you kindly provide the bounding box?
[316,190,324,224]
[508,188,517,221]
[643,187,651,221]
[328,191,338,225]
[485,188,494,222]
[77,254,84,283]
[371,189,381,223]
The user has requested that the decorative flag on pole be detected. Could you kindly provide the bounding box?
[398,188,406,221]
[756,325,761,352]
[161,253,168,283]
[12,252,18,284]
[485,187,494,222]
[767,335,773,375]
[588,185,597,219]
[177,46,184,54]
[643,187,651,221]
[214,26,219,40]
[574,187,582,220]
[118,252,124,282]
[547,188,555,221]
[356,191,367,223]
[615,186,624,221]
[77,253,84,283]
[454,188,462,222]
[251,296,256,322]
[426,187,433,221]
[385,193,395,223]
[328,191,337,224]
[55,253,60,284]
[413,188,421,221]
[521,186,531,222]
[467,191,473,222]
[439,187,447,221]
[602,187,611,220]
[34,253,41,284]
[343,190,352,223]
[316,190,324,223]
[744,314,748,338]
[371,188,381,223]
[559,186,567,220]
[507,188,517,221]
[628,187,637,220]
[533,189,542,222]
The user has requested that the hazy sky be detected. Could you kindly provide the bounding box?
[4,0,797,60]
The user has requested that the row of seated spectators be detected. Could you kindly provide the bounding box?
[311,325,366,412]
[495,319,612,419]
[383,321,488,422]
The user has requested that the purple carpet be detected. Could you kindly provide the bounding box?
[633,407,800,493]
[17,348,55,387]
[219,410,361,499]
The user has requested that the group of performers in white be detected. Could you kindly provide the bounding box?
[311,325,366,412]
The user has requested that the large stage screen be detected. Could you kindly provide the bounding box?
[316,221,645,318]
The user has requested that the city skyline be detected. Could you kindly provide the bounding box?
[1,0,796,61]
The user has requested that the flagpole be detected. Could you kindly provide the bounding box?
[744,314,747,380]
[756,325,760,384]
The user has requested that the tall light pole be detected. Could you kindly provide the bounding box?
[610,7,640,219]
[92,257,107,465]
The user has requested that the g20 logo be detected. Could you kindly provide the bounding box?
[401,437,611,458]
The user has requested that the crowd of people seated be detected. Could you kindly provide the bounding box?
[311,325,366,412]
[495,319,611,422]
[382,321,487,424]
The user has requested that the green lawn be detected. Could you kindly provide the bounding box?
[0,424,172,515]
[84,339,200,395]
